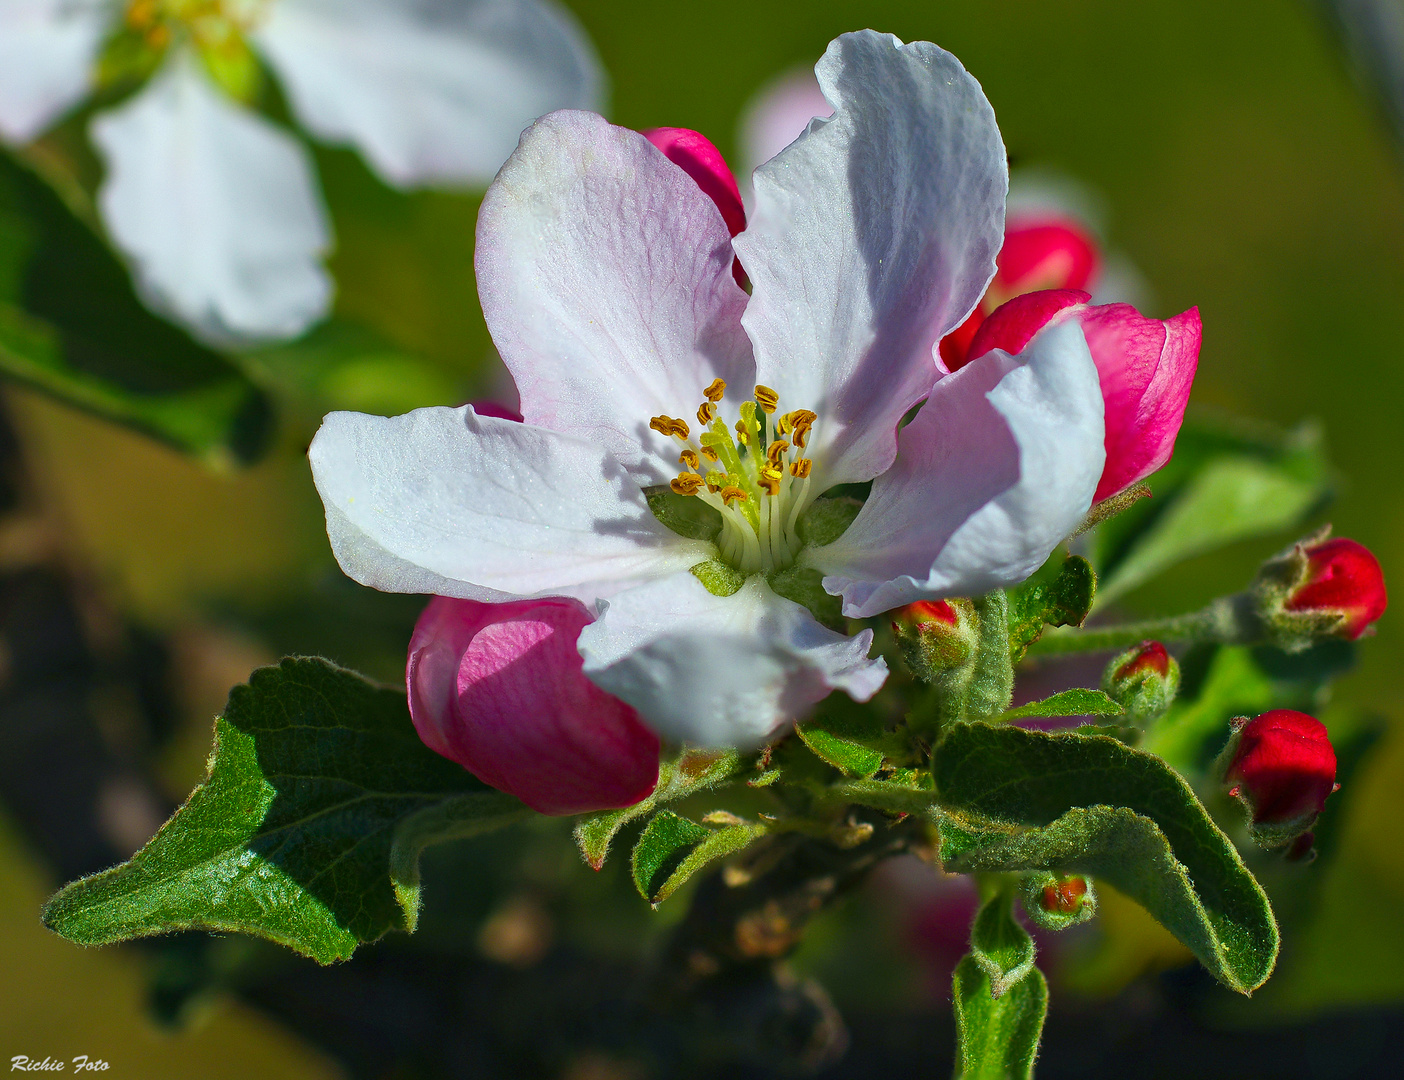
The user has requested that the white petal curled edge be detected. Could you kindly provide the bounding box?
[810,319,1105,618]
[89,54,332,345]
[256,0,604,188]
[0,0,107,143]
[308,405,711,606]
[578,572,887,748]
[733,30,1007,489]
[476,110,754,485]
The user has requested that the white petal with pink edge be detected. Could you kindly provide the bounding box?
[810,319,1105,618]
[578,572,887,747]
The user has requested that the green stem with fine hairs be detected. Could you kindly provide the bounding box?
[1026,594,1261,657]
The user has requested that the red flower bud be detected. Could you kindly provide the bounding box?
[408,596,660,816]
[1284,537,1387,640]
[1101,640,1180,725]
[1019,871,1096,931]
[1221,710,1338,847]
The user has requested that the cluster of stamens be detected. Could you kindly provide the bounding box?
[125,0,269,51]
[650,381,818,574]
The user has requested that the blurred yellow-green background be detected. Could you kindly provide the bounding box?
[3,0,1402,1076]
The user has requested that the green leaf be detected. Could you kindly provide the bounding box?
[645,485,723,543]
[796,706,888,778]
[1008,554,1097,660]
[952,954,1047,1080]
[933,725,1278,993]
[648,819,769,906]
[690,558,746,597]
[970,889,1037,997]
[998,688,1124,721]
[831,770,939,815]
[629,810,711,900]
[0,150,273,467]
[42,658,529,964]
[573,747,741,870]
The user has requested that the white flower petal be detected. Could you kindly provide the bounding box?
[732,30,1007,488]
[89,53,332,345]
[476,109,754,484]
[308,405,710,605]
[255,0,604,188]
[578,572,887,747]
[0,0,107,143]
[811,319,1105,618]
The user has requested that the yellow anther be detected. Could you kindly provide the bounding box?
[703,378,727,402]
[766,439,790,465]
[734,420,749,445]
[790,458,812,479]
[670,474,704,496]
[650,415,690,439]
[705,470,726,493]
[679,449,699,470]
[758,465,783,495]
[754,385,779,413]
[720,486,748,505]
[700,445,720,461]
[697,401,717,426]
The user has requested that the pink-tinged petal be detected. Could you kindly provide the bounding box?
[734,31,1007,489]
[468,398,523,422]
[737,67,833,175]
[309,404,709,605]
[643,127,745,236]
[963,289,1089,368]
[966,292,1201,501]
[476,110,754,485]
[409,595,658,815]
[810,319,1104,618]
[1083,303,1200,501]
[578,572,886,747]
[995,217,1100,298]
[0,0,107,142]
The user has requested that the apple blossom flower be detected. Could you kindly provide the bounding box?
[0,0,603,345]
[309,31,1107,746]
[962,288,1201,502]
[408,595,659,815]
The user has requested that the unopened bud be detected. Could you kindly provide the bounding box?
[891,599,978,681]
[1253,530,1387,652]
[1100,640,1180,725]
[1218,709,1338,849]
[1020,872,1096,931]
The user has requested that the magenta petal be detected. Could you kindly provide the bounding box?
[1082,304,1201,501]
[643,126,746,237]
[964,289,1090,367]
[407,596,660,816]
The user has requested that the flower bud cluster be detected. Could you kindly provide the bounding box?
[1020,872,1096,931]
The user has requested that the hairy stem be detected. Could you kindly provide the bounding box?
[1027,594,1260,657]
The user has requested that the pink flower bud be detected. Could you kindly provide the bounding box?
[407,596,660,816]
[963,289,1201,502]
[1284,537,1387,641]
[1221,710,1338,846]
[939,217,1101,369]
[642,127,746,237]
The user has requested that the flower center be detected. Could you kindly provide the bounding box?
[123,0,271,52]
[650,381,818,575]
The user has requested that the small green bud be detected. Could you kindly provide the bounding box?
[1100,640,1180,725]
[1019,872,1096,932]
[890,599,979,680]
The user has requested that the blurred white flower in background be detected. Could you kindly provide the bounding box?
[0,0,604,345]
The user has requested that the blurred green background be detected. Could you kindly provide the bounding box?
[2,0,1402,1075]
